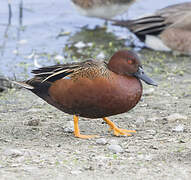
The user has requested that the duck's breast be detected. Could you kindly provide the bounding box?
[48,73,142,118]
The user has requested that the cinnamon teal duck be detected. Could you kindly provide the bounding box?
[13,50,157,139]
[112,2,191,55]
[71,0,136,19]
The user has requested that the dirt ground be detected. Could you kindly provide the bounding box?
[0,50,191,180]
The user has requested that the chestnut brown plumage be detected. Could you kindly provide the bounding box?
[13,50,157,138]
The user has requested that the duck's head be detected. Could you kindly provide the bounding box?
[108,50,157,86]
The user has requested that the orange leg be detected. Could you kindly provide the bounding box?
[103,117,136,136]
[73,115,98,139]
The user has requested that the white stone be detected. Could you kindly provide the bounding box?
[63,121,74,133]
[3,149,23,157]
[172,124,184,132]
[63,127,74,133]
[108,144,123,153]
[96,138,107,145]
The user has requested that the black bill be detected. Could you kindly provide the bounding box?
[134,67,157,86]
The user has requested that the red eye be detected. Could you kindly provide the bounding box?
[127,60,133,64]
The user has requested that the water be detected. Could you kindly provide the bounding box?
[0,0,190,78]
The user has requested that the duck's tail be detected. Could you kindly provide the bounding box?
[11,81,34,90]
[108,16,166,40]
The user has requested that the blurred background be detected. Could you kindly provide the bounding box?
[0,0,190,79]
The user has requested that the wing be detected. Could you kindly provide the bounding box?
[31,59,98,83]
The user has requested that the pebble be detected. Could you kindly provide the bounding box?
[63,121,74,133]
[63,127,74,133]
[108,144,123,153]
[96,138,107,145]
[3,149,24,158]
[139,103,148,107]
[165,113,187,122]
[172,124,184,132]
